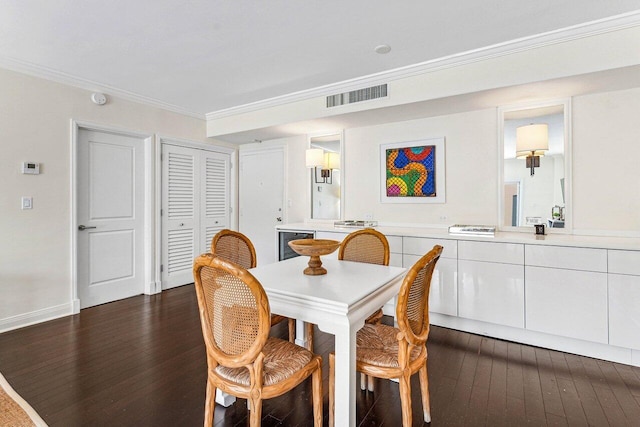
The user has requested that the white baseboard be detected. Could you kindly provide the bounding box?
[0,302,73,333]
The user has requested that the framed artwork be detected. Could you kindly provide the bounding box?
[380,137,446,203]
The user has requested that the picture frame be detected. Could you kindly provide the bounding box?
[380,137,446,204]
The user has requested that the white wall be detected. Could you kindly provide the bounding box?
[344,109,498,226]
[312,87,640,234]
[0,68,229,331]
[572,87,640,233]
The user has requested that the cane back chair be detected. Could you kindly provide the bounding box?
[330,245,443,427]
[193,254,323,426]
[211,229,295,342]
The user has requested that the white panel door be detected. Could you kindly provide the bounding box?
[162,144,230,289]
[77,129,145,308]
[239,148,285,265]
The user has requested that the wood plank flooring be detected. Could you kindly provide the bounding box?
[1,284,640,426]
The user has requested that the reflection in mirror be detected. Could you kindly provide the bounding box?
[308,133,342,220]
[500,100,570,231]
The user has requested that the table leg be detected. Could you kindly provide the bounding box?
[215,389,236,407]
[295,319,312,349]
[333,325,358,427]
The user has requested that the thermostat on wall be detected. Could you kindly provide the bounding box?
[22,162,40,175]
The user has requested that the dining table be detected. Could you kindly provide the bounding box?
[248,255,406,427]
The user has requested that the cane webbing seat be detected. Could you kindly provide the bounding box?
[211,229,295,342]
[193,254,323,427]
[329,245,443,427]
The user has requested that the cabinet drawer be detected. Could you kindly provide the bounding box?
[525,245,606,272]
[315,231,347,241]
[609,250,640,275]
[458,241,523,265]
[403,237,457,259]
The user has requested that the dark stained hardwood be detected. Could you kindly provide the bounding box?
[1,284,640,426]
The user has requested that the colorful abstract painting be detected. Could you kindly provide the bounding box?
[380,137,446,204]
[385,145,436,197]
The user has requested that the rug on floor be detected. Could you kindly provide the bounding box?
[0,372,47,427]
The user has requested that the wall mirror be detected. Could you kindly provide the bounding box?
[498,99,571,232]
[307,132,343,220]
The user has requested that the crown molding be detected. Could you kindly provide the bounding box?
[0,56,205,120]
[206,10,640,121]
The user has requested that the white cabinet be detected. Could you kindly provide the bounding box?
[526,266,608,343]
[403,237,458,316]
[608,250,640,350]
[525,245,608,344]
[315,230,347,260]
[458,241,524,328]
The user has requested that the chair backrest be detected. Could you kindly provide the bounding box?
[396,245,443,347]
[211,229,257,269]
[338,228,390,266]
[193,253,270,368]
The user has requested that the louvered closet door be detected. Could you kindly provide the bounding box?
[162,145,199,289]
[200,151,229,251]
[161,144,230,289]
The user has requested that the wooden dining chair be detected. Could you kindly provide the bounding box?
[211,229,295,342]
[329,245,443,427]
[338,228,390,390]
[193,254,323,427]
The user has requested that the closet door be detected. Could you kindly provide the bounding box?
[162,145,199,289]
[200,151,230,252]
[162,144,230,289]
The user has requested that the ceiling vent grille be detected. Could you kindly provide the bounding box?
[326,84,387,108]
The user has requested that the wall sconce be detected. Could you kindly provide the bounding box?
[516,123,548,176]
[306,148,339,184]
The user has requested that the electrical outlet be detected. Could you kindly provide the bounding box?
[439,215,448,222]
[364,213,373,220]
[21,196,33,210]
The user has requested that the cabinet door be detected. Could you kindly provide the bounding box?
[458,260,524,328]
[526,266,608,343]
[405,254,457,316]
[609,273,640,349]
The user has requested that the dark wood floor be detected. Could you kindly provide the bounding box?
[1,285,640,426]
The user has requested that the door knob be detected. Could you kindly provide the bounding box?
[276,217,282,222]
[78,225,97,230]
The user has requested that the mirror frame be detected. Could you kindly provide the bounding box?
[497,98,572,233]
[307,130,345,221]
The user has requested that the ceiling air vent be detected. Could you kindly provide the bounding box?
[326,84,387,108]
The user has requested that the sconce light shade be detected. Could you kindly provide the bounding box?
[516,123,548,176]
[516,124,549,157]
[305,148,324,168]
[325,152,340,170]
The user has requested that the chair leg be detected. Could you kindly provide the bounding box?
[419,363,431,423]
[367,374,374,392]
[204,378,216,427]
[305,322,315,351]
[249,398,262,426]
[360,373,367,391]
[399,373,413,427]
[287,318,295,343]
[312,362,323,427]
[329,352,335,427]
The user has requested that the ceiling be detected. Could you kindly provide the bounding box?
[2,1,640,120]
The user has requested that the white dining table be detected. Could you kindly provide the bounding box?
[249,255,406,427]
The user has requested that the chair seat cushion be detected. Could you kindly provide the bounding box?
[356,324,423,368]
[215,338,313,386]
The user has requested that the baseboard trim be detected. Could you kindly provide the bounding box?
[0,303,73,333]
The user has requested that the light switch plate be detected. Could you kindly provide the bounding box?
[21,196,32,209]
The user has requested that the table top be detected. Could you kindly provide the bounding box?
[250,256,406,312]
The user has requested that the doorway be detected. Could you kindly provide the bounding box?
[239,146,285,265]
[75,127,150,309]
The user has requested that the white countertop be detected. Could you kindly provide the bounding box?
[277,222,640,251]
